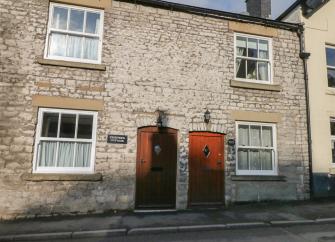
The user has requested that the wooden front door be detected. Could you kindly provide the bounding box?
[135,127,177,209]
[189,132,225,206]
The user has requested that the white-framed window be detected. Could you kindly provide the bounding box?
[236,122,277,176]
[234,33,272,84]
[44,3,104,64]
[33,108,98,174]
[331,119,335,164]
[326,46,335,88]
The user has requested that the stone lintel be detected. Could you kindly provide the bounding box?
[228,21,278,37]
[51,0,111,9]
[231,110,282,123]
[32,95,104,111]
[231,175,286,182]
[22,173,103,182]
[36,57,106,71]
[230,80,281,92]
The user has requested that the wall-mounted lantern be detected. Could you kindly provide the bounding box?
[156,110,164,128]
[204,109,211,124]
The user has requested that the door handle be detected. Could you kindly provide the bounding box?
[140,159,145,164]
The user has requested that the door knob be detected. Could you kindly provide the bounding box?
[141,159,145,164]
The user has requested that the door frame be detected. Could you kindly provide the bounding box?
[188,131,225,207]
[135,126,179,209]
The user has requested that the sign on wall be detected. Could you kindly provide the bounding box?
[107,135,128,144]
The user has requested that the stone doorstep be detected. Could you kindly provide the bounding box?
[3,219,335,240]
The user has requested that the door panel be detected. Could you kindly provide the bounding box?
[189,132,225,206]
[136,127,177,209]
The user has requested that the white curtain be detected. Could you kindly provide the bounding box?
[236,37,246,76]
[39,141,57,167]
[238,125,249,146]
[67,35,82,58]
[261,150,272,170]
[57,142,75,167]
[250,126,261,146]
[83,37,99,60]
[259,40,269,59]
[258,62,269,81]
[50,33,67,57]
[238,149,248,170]
[262,127,273,147]
[75,143,92,167]
[249,149,261,170]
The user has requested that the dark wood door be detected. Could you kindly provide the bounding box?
[135,127,177,209]
[189,132,225,206]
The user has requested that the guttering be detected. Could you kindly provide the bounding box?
[116,0,301,32]
[297,25,313,199]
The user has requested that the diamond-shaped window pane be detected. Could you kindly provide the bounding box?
[154,145,162,156]
[203,145,210,158]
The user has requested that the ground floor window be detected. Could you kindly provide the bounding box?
[236,122,277,176]
[331,119,335,164]
[33,108,97,173]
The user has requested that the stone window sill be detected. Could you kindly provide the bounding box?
[22,173,103,182]
[36,57,106,71]
[230,80,281,92]
[231,175,286,182]
[326,88,335,96]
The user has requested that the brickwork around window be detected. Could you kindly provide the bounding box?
[0,0,309,219]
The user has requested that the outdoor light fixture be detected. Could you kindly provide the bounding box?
[204,109,211,124]
[156,110,164,128]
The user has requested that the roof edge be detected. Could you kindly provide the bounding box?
[115,0,302,31]
[276,0,301,21]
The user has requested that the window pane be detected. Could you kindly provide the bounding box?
[236,36,247,57]
[236,58,246,79]
[77,115,93,139]
[39,141,57,167]
[248,38,258,58]
[331,121,335,136]
[83,37,99,60]
[328,68,335,88]
[69,9,84,32]
[49,33,67,57]
[259,40,269,59]
[238,125,249,146]
[67,35,82,58]
[250,125,261,146]
[247,60,257,79]
[57,142,75,167]
[332,140,335,164]
[75,143,92,167]
[261,150,273,170]
[41,112,59,137]
[258,62,269,81]
[238,149,249,170]
[52,6,68,30]
[86,12,100,34]
[250,149,261,170]
[262,126,273,147]
[60,114,76,138]
[326,48,335,67]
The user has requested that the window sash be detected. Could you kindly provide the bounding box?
[235,33,272,84]
[33,108,97,174]
[44,2,104,64]
[236,122,277,175]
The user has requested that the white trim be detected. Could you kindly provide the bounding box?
[33,108,98,174]
[44,2,104,64]
[235,121,278,176]
[234,33,273,84]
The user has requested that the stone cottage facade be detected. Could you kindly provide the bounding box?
[0,0,309,219]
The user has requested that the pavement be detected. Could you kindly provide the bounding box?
[2,200,335,241]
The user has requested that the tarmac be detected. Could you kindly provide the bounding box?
[2,200,335,241]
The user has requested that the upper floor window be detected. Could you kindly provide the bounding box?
[236,122,277,176]
[33,108,98,173]
[45,3,104,64]
[235,34,272,83]
[326,46,335,88]
[331,119,335,164]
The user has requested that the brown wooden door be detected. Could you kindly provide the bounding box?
[135,127,177,209]
[189,132,225,206]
